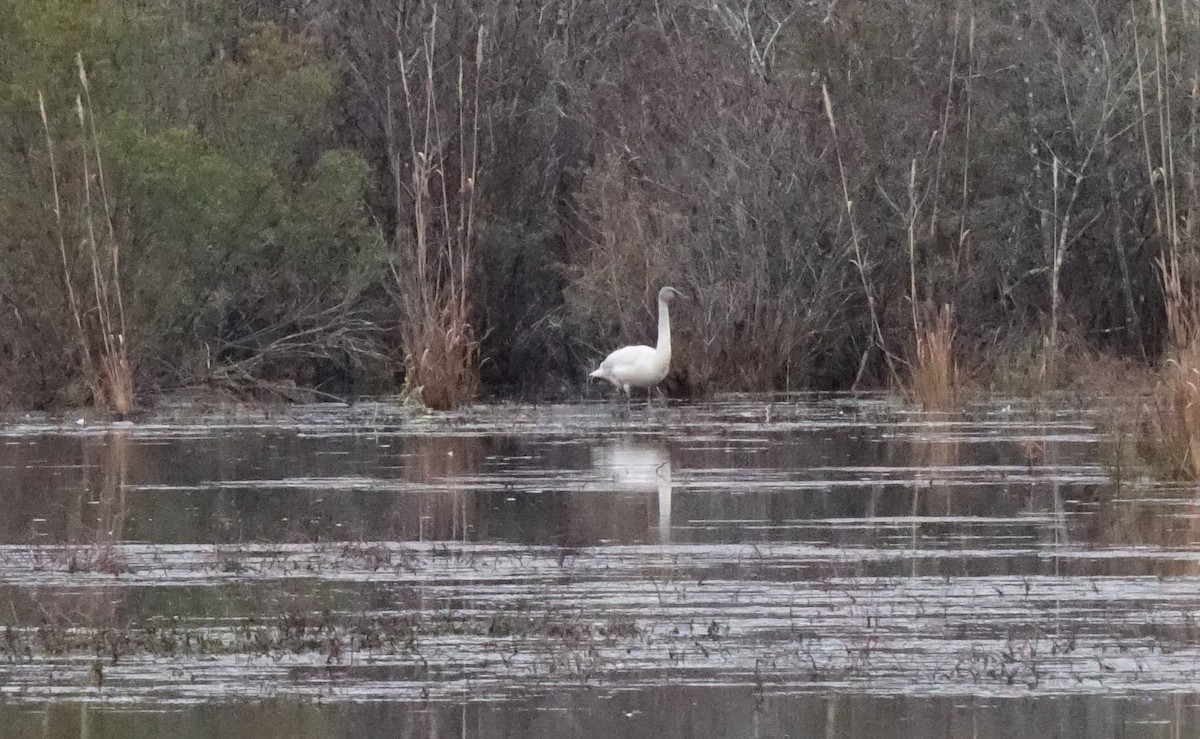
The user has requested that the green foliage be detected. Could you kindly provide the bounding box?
[208,28,335,166]
[111,19,380,380]
[0,1,385,404]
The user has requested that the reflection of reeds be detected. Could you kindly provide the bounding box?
[1087,487,1200,577]
[909,428,961,519]
[68,431,131,576]
[397,435,473,541]
[15,431,134,669]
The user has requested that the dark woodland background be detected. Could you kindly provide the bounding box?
[0,0,1193,409]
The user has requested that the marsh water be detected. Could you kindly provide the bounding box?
[1,395,1199,738]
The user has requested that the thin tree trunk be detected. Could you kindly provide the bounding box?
[1105,159,1144,355]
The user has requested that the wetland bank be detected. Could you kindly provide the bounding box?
[1,395,1199,738]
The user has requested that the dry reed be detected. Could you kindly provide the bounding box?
[821,83,897,388]
[37,56,134,415]
[1145,257,1200,478]
[908,303,958,412]
[1130,2,1200,479]
[394,18,484,410]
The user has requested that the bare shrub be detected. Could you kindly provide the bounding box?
[564,12,862,394]
[565,149,681,379]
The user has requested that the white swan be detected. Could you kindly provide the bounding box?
[590,286,683,403]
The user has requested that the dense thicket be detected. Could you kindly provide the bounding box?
[0,0,1195,408]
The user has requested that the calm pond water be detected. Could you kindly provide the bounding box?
[0,394,1198,738]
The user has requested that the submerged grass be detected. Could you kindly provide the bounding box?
[4,398,1199,706]
[2,529,1199,700]
[0,598,643,670]
[0,541,645,669]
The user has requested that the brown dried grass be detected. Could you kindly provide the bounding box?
[403,303,480,410]
[1144,257,1200,478]
[906,303,959,411]
[395,19,484,410]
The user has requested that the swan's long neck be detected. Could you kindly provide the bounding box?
[655,297,672,364]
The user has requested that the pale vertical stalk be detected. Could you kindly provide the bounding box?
[75,90,132,413]
[1133,7,1164,239]
[429,27,454,313]
[469,27,483,243]
[77,55,125,338]
[396,22,427,292]
[1187,0,1200,242]
[822,83,893,387]
[1160,3,1179,251]
[1154,0,1179,254]
[457,56,467,314]
[459,27,483,319]
[424,9,438,302]
[907,158,919,340]
[1048,156,1060,383]
[39,93,92,373]
[928,7,960,239]
[956,12,975,271]
[75,96,113,351]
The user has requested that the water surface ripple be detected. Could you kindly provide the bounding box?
[1,395,1198,737]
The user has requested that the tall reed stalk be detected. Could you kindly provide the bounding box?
[900,15,968,412]
[909,304,958,411]
[393,17,484,409]
[1137,2,1200,479]
[821,83,895,388]
[1150,257,1200,477]
[37,56,134,415]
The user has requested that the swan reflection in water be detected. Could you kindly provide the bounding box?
[591,441,673,543]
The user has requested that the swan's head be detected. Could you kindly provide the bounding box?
[658,286,685,303]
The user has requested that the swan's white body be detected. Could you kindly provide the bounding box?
[590,286,681,398]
